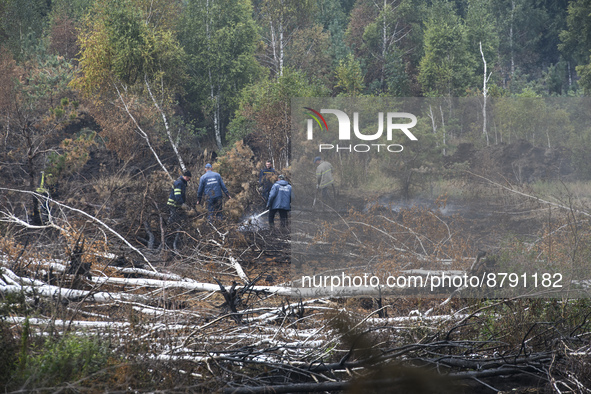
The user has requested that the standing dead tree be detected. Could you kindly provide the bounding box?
[480,41,492,146]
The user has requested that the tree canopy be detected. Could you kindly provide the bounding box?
[0,0,588,184]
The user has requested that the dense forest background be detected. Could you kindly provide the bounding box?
[2,0,591,179]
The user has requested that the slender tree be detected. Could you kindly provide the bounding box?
[256,0,315,78]
[179,0,261,150]
[480,42,491,145]
[72,0,186,179]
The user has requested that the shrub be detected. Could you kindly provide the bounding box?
[15,333,111,391]
[0,320,18,387]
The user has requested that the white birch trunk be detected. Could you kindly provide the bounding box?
[211,81,222,150]
[114,84,172,181]
[480,42,491,146]
[205,0,222,150]
[270,20,278,75]
[382,0,387,88]
[145,77,186,172]
[0,188,158,272]
[279,19,284,77]
[510,0,515,76]
[215,86,222,149]
[439,105,446,156]
[428,104,437,137]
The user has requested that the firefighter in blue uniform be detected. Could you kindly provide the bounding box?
[267,174,293,229]
[197,163,231,220]
[167,170,192,225]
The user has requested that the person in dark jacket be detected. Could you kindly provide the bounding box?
[197,163,231,220]
[266,175,293,229]
[259,160,276,203]
[167,170,192,225]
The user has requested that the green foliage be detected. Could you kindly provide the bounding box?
[476,299,591,349]
[418,0,475,96]
[544,58,571,95]
[0,285,32,385]
[0,0,50,60]
[382,49,411,96]
[50,0,94,22]
[559,0,591,65]
[47,131,97,178]
[0,289,31,317]
[14,333,111,390]
[178,0,262,146]
[315,0,351,63]
[490,97,574,148]
[103,1,151,85]
[256,0,317,77]
[228,69,326,168]
[73,0,186,96]
[0,49,79,189]
[0,319,18,387]
[286,24,333,87]
[315,0,349,32]
[465,0,498,77]
[22,54,75,105]
[575,59,591,95]
[228,68,326,145]
[567,125,591,180]
[334,53,365,96]
[344,0,426,96]
[50,95,78,122]
[493,0,555,80]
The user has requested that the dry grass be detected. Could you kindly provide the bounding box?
[530,179,591,208]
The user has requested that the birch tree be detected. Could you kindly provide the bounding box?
[72,0,186,180]
[256,0,315,78]
[357,0,411,92]
[492,0,549,85]
[480,42,491,145]
[465,0,497,78]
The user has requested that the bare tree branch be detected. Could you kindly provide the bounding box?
[113,83,172,181]
[0,188,158,272]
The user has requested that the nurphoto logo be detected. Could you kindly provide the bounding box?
[304,107,418,153]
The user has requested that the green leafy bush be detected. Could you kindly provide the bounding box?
[16,333,111,391]
[46,130,97,178]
